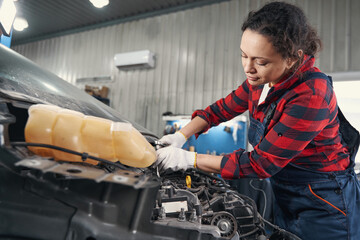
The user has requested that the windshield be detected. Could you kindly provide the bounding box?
[0,44,157,138]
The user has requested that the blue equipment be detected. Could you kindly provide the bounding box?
[162,115,247,155]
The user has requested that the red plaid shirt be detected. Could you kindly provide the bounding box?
[192,55,350,179]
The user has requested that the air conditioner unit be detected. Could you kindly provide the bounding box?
[114,50,155,70]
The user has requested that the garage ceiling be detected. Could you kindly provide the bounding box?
[12,0,226,46]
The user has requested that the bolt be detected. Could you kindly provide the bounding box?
[178,208,186,222]
[159,207,166,220]
[219,221,229,231]
[189,209,197,222]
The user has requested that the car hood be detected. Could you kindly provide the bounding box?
[0,44,157,138]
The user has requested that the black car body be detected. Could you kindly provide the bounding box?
[0,44,300,240]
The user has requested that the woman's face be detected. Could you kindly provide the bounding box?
[240,29,295,87]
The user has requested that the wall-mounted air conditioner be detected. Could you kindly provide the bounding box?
[114,50,155,70]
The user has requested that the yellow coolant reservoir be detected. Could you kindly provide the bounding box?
[81,116,116,162]
[24,104,156,167]
[24,104,61,157]
[112,122,156,168]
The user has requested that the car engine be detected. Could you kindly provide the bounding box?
[152,170,267,240]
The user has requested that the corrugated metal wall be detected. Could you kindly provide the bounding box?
[12,0,360,136]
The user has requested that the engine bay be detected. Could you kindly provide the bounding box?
[0,101,301,240]
[153,170,267,239]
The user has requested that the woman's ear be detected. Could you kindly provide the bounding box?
[286,58,297,70]
[287,49,304,69]
[297,49,304,58]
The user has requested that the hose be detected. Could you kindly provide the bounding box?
[10,141,130,170]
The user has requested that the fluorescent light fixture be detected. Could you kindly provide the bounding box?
[0,0,17,36]
[89,0,109,8]
[13,17,28,31]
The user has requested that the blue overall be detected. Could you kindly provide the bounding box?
[248,74,360,240]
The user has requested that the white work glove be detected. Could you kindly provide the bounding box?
[158,131,187,148]
[156,146,196,172]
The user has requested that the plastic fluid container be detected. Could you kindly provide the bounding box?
[24,104,156,168]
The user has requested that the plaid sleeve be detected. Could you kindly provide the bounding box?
[221,79,335,179]
[192,80,250,137]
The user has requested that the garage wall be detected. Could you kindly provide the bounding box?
[11,0,360,136]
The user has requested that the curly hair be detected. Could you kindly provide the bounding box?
[242,1,322,70]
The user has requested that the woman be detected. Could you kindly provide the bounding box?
[156,2,360,239]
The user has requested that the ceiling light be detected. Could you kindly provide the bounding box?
[13,17,28,31]
[0,0,17,36]
[89,0,109,8]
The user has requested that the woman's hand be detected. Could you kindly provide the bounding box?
[156,146,196,172]
[158,131,187,148]
[155,146,222,174]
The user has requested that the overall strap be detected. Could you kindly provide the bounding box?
[306,72,360,163]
